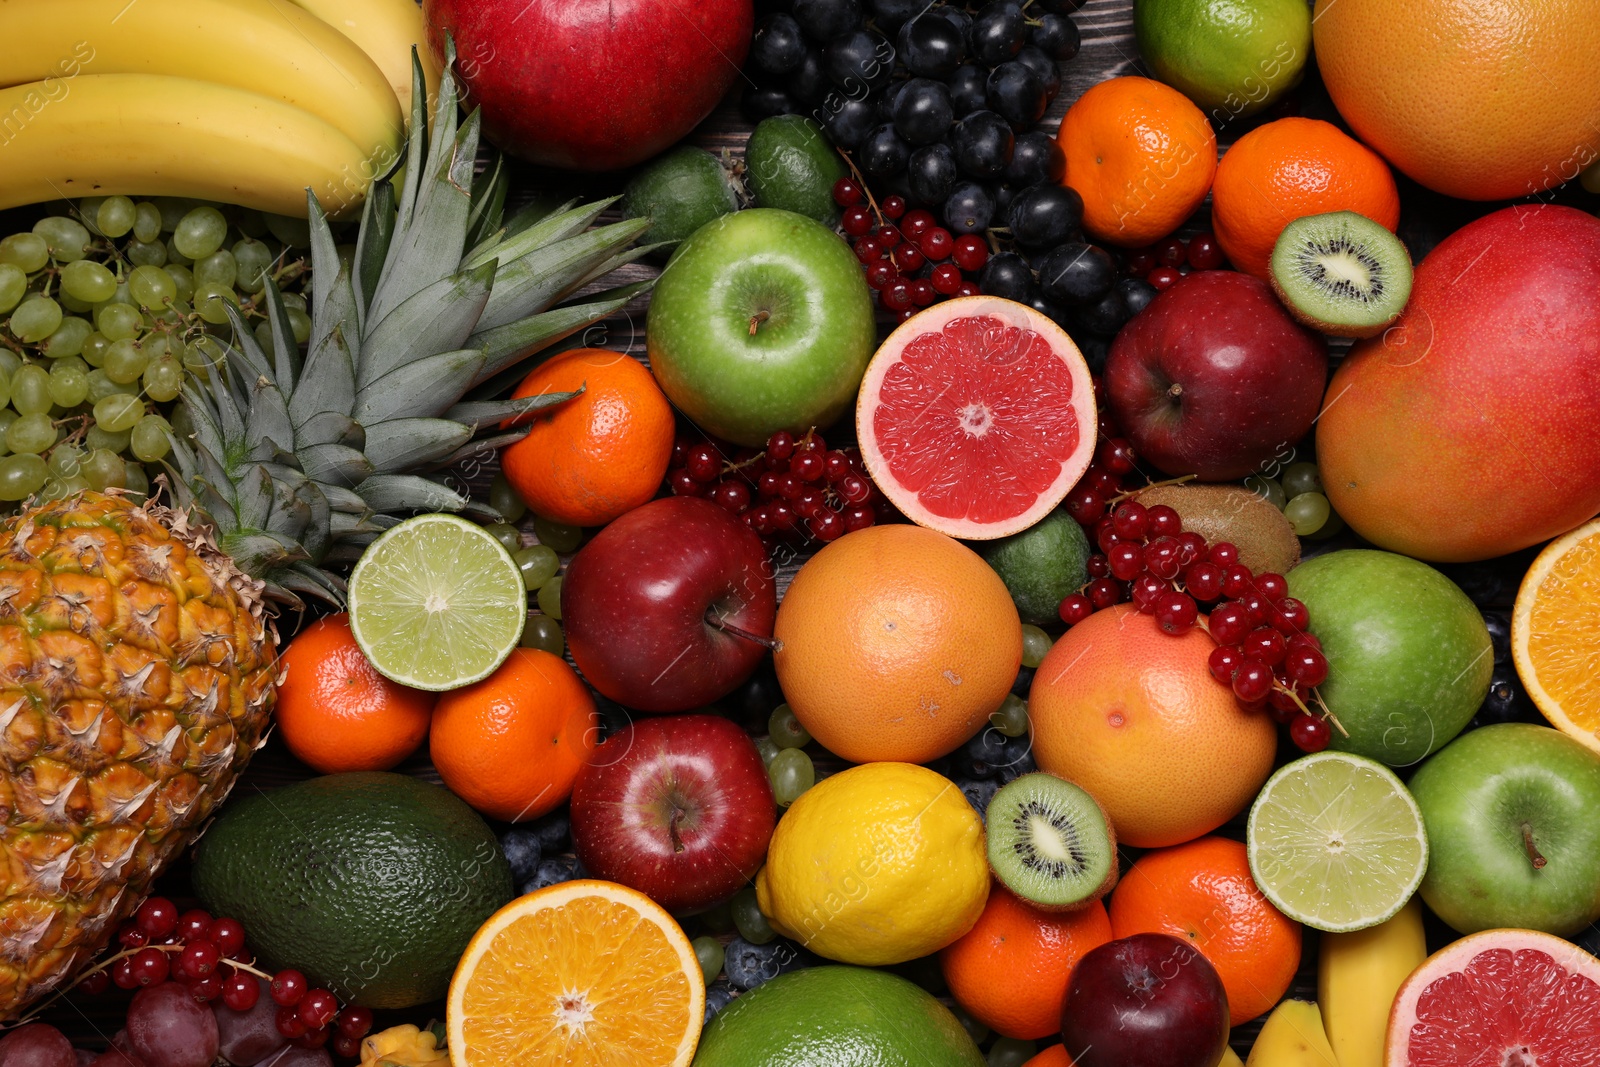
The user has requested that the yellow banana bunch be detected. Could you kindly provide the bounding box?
[286,0,443,114]
[1245,1000,1340,1067]
[1317,899,1428,1067]
[1222,1047,1246,1067]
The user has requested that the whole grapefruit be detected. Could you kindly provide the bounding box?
[1029,605,1276,848]
[1317,205,1600,562]
[1313,0,1600,200]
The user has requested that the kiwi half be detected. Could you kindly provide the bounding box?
[1133,483,1300,575]
[985,773,1117,911]
[1269,211,1413,338]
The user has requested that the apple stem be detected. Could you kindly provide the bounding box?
[748,310,770,336]
[705,610,783,652]
[1522,823,1548,870]
[1167,382,1184,398]
[669,806,686,854]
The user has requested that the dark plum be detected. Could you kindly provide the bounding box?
[859,124,911,177]
[792,0,860,43]
[908,144,960,205]
[949,109,1014,179]
[898,13,967,79]
[1006,131,1066,187]
[1070,285,1132,337]
[1037,243,1116,305]
[943,182,995,235]
[978,251,1037,303]
[825,96,878,147]
[986,60,1048,128]
[1117,277,1159,318]
[869,0,924,29]
[969,1,1027,66]
[1015,46,1062,102]
[1031,12,1081,61]
[742,86,798,122]
[823,29,895,92]
[947,64,989,116]
[891,78,954,144]
[786,50,828,103]
[751,15,808,76]
[1006,183,1083,249]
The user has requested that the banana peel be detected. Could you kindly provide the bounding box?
[1245,1000,1340,1067]
[360,1024,452,1067]
[1318,899,1428,1067]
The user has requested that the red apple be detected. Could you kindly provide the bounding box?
[571,714,775,913]
[563,496,776,712]
[1061,932,1231,1067]
[1105,271,1328,480]
[422,0,753,171]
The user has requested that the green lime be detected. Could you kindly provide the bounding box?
[622,145,739,254]
[744,115,849,225]
[1247,751,1428,933]
[348,513,526,691]
[974,509,1090,626]
[693,966,984,1067]
[1134,0,1311,120]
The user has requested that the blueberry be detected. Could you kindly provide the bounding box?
[1030,13,1081,61]
[968,1,1026,66]
[787,50,828,104]
[1015,46,1062,103]
[1483,611,1511,666]
[994,736,1037,782]
[723,937,809,992]
[962,726,1010,778]
[532,811,571,853]
[1012,666,1035,696]
[892,78,954,144]
[950,110,1014,179]
[947,64,989,117]
[498,827,542,884]
[908,143,960,206]
[742,86,798,123]
[898,13,967,79]
[751,14,809,77]
[943,181,995,234]
[826,96,879,148]
[1471,667,1539,728]
[1070,285,1132,337]
[1117,276,1159,318]
[823,29,895,93]
[859,124,911,177]
[1005,131,1066,188]
[1037,242,1116,305]
[522,855,585,894]
[1007,184,1083,250]
[703,982,736,1025]
[792,0,861,43]
[959,777,1000,815]
[978,251,1036,303]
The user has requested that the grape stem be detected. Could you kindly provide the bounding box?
[704,609,782,651]
[834,147,886,227]
[1309,689,1350,738]
[1115,473,1197,505]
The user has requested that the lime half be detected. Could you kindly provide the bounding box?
[348,514,526,691]
[1246,751,1428,933]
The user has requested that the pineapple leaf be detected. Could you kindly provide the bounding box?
[296,443,375,489]
[259,280,302,389]
[285,561,347,603]
[318,483,371,516]
[291,323,358,436]
[293,411,362,451]
[242,373,294,462]
[391,47,435,239]
[461,197,614,272]
[468,279,653,384]
[352,180,397,324]
[355,474,472,514]
[360,418,475,473]
[474,217,651,333]
[424,428,530,472]
[233,463,276,536]
[304,192,342,335]
[357,261,495,388]
[465,153,509,252]
[352,348,487,424]
[444,388,583,428]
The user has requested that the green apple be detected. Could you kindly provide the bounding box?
[1409,723,1600,935]
[645,208,876,447]
[1287,549,1491,767]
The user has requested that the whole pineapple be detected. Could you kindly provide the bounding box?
[0,50,648,1017]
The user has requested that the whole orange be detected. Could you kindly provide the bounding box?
[940,884,1112,1040]
[1210,117,1399,279]
[1021,1048,1072,1067]
[430,648,598,822]
[274,612,434,774]
[499,347,675,527]
[1057,75,1216,247]
[1109,836,1301,1026]
[1314,0,1600,201]
[1029,605,1276,848]
[773,524,1021,765]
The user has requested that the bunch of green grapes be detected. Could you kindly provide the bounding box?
[0,195,330,509]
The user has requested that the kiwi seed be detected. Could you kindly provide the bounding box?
[1269,210,1413,338]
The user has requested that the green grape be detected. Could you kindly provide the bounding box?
[0,371,9,410]
[951,1005,989,1045]
[483,522,521,553]
[125,237,167,268]
[93,393,143,433]
[47,364,89,408]
[142,355,183,403]
[46,443,84,479]
[58,290,95,314]
[0,454,47,501]
[279,292,307,313]
[1284,491,1331,537]
[990,693,1029,738]
[1020,624,1052,669]
[38,475,89,502]
[0,233,49,272]
[253,320,275,355]
[987,1037,1037,1067]
[0,351,18,378]
[1243,474,1287,511]
[0,264,26,314]
[489,472,527,523]
[192,249,237,291]
[194,284,238,325]
[1280,461,1323,500]
[233,237,273,293]
[81,331,110,368]
[132,202,162,243]
[768,704,811,749]
[514,544,559,591]
[10,296,63,343]
[76,198,105,235]
[85,423,130,453]
[154,197,197,233]
[147,302,186,329]
[11,364,51,414]
[754,736,779,766]
[163,264,195,304]
[0,410,15,453]
[286,308,311,344]
[264,212,311,248]
[80,448,126,491]
[696,901,735,936]
[127,264,177,309]
[164,237,192,268]
[95,302,142,342]
[42,316,93,359]
[536,575,563,620]
[86,369,127,404]
[532,515,582,553]
[59,261,115,304]
[183,336,225,375]
[519,613,564,657]
[6,412,57,454]
[32,217,91,262]
[690,936,723,983]
[173,206,227,260]
[97,196,137,239]
[123,462,150,500]
[730,888,776,945]
[103,339,149,384]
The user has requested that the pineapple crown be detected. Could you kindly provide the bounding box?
[166,48,653,609]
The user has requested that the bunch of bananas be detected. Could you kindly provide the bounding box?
[0,0,441,217]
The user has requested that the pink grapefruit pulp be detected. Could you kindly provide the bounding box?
[855,296,1097,539]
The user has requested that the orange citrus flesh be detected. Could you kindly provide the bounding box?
[1515,518,1600,750]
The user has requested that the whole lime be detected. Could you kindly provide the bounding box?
[745,115,849,225]
[975,509,1091,625]
[621,145,739,253]
[1288,550,1492,768]
[1134,0,1310,120]
[692,966,984,1067]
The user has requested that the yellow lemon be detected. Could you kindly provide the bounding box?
[755,762,988,966]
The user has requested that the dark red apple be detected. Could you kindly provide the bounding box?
[1105,270,1328,480]
[422,0,753,171]
[1061,932,1230,1067]
[563,496,776,712]
[571,714,775,913]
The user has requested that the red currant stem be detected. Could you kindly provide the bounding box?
[1522,822,1548,870]
[833,148,885,227]
[1309,688,1349,738]
[747,310,770,336]
[6,945,279,1029]
[1114,473,1198,505]
[704,609,783,652]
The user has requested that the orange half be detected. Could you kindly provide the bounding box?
[447,880,704,1067]
[1513,517,1600,753]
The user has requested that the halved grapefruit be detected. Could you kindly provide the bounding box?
[856,295,1097,539]
[1386,928,1600,1065]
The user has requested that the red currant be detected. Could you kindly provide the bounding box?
[1208,644,1245,685]
[293,1027,331,1050]
[1146,504,1182,538]
[298,988,340,1030]
[1110,501,1149,540]
[1237,591,1270,627]
[276,1005,309,1039]
[1156,236,1187,268]
[841,504,875,532]
[130,947,168,987]
[1242,627,1287,667]
[896,307,916,323]
[807,510,845,541]
[223,972,260,1012]
[1125,248,1157,276]
[841,205,873,236]
[1285,647,1330,689]
[919,227,954,261]
[711,482,750,514]
[1106,542,1143,581]
[795,487,827,519]
[892,243,925,272]
[205,918,245,958]
[685,444,720,483]
[955,281,982,297]
[1147,266,1182,289]
[1287,631,1322,653]
[865,260,897,290]
[1155,590,1198,635]
[177,909,213,943]
[1085,554,1110,578]
[1270,596,1311,635]
[1208,541,1240,566]
[1266,688,1301,724]
[882,195,906,219]
[78,970,110,995]
[745,506,773,537]
[1059,593,1095,625]
[952,234,988,272]
[135,898,178,940]
[187,972,224,1003]
[766,430,795,462]
[1209,601,1253,645]
[1063,486,1106,525]
[770,502,798,531]
[881,279,913,311]
[1095,519,1121,554]
[1143,537,1182,579]
[669,468,706,497]
[1176,531,1207,567]
[832,177,865,207]
[272,969,307,1007]
[1253,572,1289,602]
[179,939,220,979]
[777,474,803,501]
[1232,659,1274,703]
[1184,561,1225,602]
[854,237,883,263]
[117,924,149,950]
[909,278,937,307]
[1098,438,1137,475]
[1290,713,1332,753]
[930,262,964,294]
[670,436,691,468]
[334,1034,363,1059]
[1221,564,1255,599]
[1131,574,1168,613]
[757,471,782,500]
[112,957,138,990]
[1086,467,1122,498]
[902,209,936,237]
[338,1006,375,1038]
[1086,578,1121,610]
[1187,232,1224,270]
[791,451,824,483]
[837,474,871,504]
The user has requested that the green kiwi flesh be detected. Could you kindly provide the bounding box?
[985,772,1117,910]
[1269,211,1413,338]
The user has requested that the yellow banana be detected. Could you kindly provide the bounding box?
[0,0,401,169]
[1245,1000,1340,1067]
[285,0,442,115]
[0,74,374,217]
[1223,1047,1246,1067]
[1317,898,1427,1067]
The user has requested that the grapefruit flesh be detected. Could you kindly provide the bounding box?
[1387,928,1600,1065]
[856,296,1096,540]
